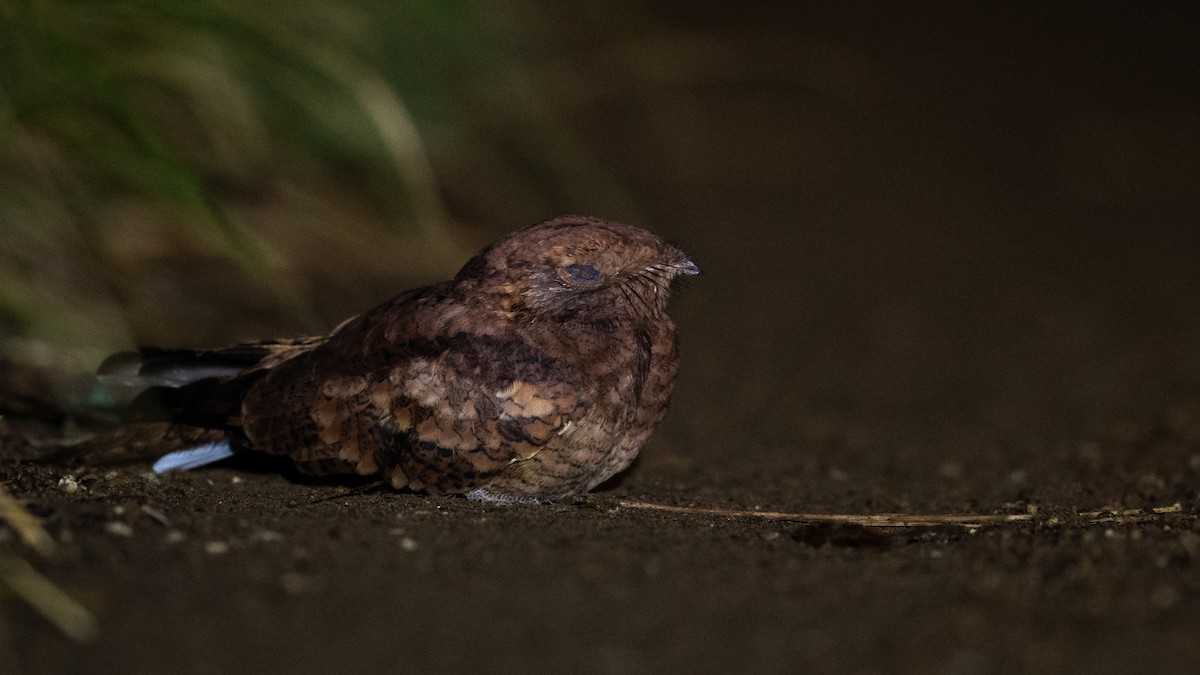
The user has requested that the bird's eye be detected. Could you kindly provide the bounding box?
[563,263,602,284]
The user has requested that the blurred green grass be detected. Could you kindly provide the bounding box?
[0,0,645,372]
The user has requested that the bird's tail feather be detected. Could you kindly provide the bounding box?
[97,338,324,389]
[96,337,324,429]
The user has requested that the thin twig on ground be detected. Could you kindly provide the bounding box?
[616,500,1189,528]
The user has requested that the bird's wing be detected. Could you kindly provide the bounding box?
[370,341,586,493]
[241,304,587,494]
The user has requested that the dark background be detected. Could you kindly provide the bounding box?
[3,2,1200,673]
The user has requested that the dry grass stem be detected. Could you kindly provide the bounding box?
[1,486,98,642]
[0,487,57,558]
[616,501,1189,529]
[0,554,99,643]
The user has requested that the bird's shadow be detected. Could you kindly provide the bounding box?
[220,452,377,489]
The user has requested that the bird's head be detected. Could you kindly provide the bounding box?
[454,216,699,329]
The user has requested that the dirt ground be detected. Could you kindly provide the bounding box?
[4,4,1200,674]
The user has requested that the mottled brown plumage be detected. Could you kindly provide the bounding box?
[109,216,698,501]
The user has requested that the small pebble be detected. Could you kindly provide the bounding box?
[399,537,419,552]
[57,476,82,494]
[205,541,230,555]
[104,521,134,537]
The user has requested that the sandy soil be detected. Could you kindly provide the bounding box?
[4,4,1200,674]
